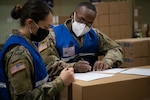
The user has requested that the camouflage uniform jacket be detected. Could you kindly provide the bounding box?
[3,30,65,100]
[39,19,123,72]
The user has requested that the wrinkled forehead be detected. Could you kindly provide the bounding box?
[76,6,96,21]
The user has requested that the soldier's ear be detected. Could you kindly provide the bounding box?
[70,12,74,19]
[26,19,32,25]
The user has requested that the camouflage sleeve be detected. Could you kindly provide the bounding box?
[38,29,60,66]
[4,45,65,100]
[39,29,75,76]
[93,28,123,68]
[46,60,75,77]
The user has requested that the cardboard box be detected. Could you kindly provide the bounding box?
[99,15,109,27]
[115,38,150,67]
[99,26,110,37]
[94,2,99,13]
[97,2,109,15]
[120,25,132,39]
[140,38,150,56]
[119,13,129,25]
[93,14,99,27]
[59,85,72,100]
[119,1,129,13]
[109,14,120,26]
[60,66,150,100]
[115,39,125,68]
[109,1,120,14]
[124,39,149,57]
[124,57,149,67]
[110,25,121,40]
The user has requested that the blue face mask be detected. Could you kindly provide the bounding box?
[30,21,49,42]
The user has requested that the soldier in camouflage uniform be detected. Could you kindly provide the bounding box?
[1,0,74,100]
[39,2,123,73]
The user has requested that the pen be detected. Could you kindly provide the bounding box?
[81,58,84,61]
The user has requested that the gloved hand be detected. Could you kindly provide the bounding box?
[93,60,109,71]
[73,60,92,73]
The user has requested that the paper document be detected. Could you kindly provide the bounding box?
[75,72,114,81]
[120,68,150,76]
[97,68,126,74]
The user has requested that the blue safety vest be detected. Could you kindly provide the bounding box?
[0,35,48,100]
[53,24,99,66]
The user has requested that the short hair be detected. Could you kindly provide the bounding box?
[75,2,97,13]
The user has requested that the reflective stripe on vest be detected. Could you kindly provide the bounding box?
[61,53,96,62]
[0,82,6,88]
[36,75,48,87]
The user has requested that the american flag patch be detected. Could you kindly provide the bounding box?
[38,42,48,52]
[10,61,26,74]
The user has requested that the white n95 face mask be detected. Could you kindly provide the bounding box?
[72,12,90,37]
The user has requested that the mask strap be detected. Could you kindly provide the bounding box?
[32,20,39,28]
[29,28,32,34]
[74,12,76,21]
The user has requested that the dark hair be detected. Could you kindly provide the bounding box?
[11,0,53,26]
[75,2,97,13]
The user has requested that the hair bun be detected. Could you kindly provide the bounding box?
[11,4,22,19]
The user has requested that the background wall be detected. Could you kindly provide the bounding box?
[0,0,149,44]
[0,0,25,44]
[53,0,118,16]
[135,0,150,24]
[53,0,88,16]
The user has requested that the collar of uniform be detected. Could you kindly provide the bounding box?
[12,29,37,49]
[64,18,71,29]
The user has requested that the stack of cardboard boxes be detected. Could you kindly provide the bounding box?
[94,2,110,37]
[115,38,150,68]
[93,1,132,40]
[94,1,150,68]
